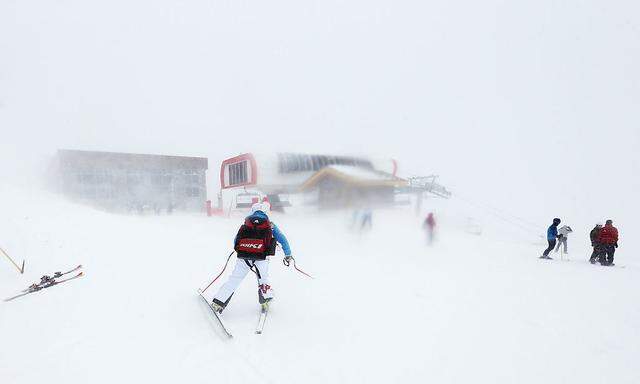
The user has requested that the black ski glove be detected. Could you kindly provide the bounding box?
[615,242,618,248]
[283,255,293,266]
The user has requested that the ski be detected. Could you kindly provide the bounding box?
[197,289,233,338]
[255,303,269,334]
[5,272,84,302]
[21,265,83,292]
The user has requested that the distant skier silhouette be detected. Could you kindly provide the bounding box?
[423,212,436,245]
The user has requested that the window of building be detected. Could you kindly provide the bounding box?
[126,172,142,185]
[77,174,95,184]
[96,187,114,200]
[229,161,248,186]
[186,187,201,197]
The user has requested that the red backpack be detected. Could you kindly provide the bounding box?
[235,216,276,260]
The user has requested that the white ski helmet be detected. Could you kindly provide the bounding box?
[251,202,269,214]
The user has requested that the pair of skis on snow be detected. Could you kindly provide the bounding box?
[4,265,84,302]
[197,289,268,338]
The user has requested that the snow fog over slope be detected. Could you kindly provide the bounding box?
[0,188,639,384]
[1,0,640,383]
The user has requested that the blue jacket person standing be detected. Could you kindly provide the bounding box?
[540,218,561,259]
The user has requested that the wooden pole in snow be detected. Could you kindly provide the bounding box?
[0,246,24,274]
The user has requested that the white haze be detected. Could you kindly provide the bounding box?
[1,1,639,232]
[2,3,640,383]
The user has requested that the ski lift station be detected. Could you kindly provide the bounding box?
[50,149,449,215]
[218,153,451,212]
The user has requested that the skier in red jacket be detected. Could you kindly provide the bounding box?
[596,219,619,266]
[423,212,436,245]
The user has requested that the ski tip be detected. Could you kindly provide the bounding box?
[78,271,84,276]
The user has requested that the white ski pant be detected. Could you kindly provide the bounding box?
[554,237,568,254]
[213,258,271,303]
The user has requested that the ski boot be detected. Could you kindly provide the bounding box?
[601,261,614,267]
[211,299,226,313]
[258,284,273,310]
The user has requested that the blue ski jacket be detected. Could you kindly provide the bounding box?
[547,225,558,241]
[237,211,292,256]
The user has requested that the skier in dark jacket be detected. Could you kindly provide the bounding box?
[540,218,561,259]
[589,224,602,264]
[596,220,619,266]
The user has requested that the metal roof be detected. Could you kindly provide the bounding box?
[56,149,208,171]
[300,165,407,190]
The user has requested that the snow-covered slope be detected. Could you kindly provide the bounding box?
[1,188,638,384]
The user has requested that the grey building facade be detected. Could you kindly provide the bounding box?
[53,150,208,213]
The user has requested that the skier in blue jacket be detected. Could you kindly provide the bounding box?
[540,218,561,259]
[211,202,292,313]
[233,213,291,254]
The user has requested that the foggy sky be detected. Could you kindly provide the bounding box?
[1,0,639,228]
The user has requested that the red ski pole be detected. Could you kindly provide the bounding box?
[284,256,314,279]
[201,251,234,293]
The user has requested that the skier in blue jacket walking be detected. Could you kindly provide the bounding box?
[540,218,561,259]
[211,202,292,313]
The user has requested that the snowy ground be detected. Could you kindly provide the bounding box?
[1,187,639,384]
